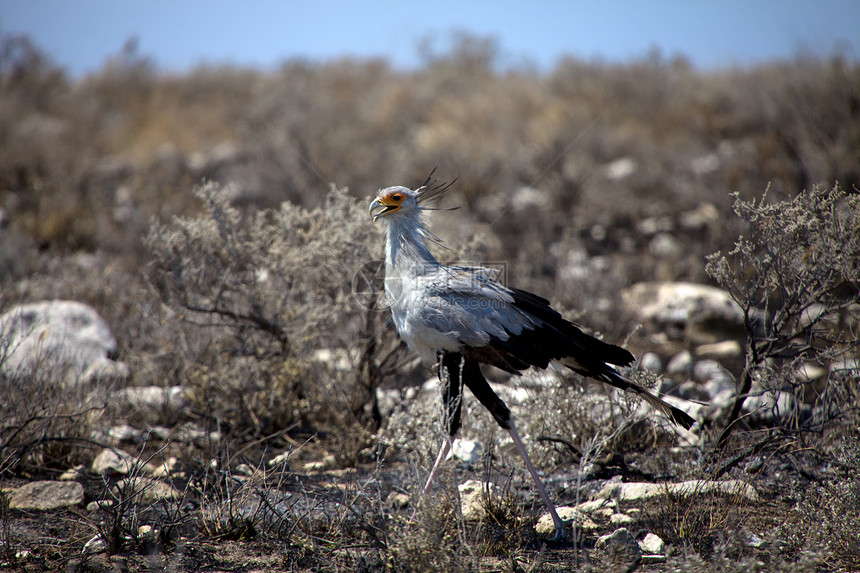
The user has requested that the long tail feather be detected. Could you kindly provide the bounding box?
[566,361,695,429]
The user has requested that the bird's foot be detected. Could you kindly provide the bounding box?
[546,519,571,542]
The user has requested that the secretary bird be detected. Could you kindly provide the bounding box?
[369,178,695,539]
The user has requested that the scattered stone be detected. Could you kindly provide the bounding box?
[458,480,500,521]
[575,498,617,514]
[621,282,745,342]
[5,480,84,510]
[830,358,859,374]
[796,363,826,382]
[451,439,482,466]
[114,385,188,416]
[83,535,106,554]
[510,186,551,212]
[87,500,115,512]
[82,358,131,385]
[234,463,256,477]
[745,530,766,548]
[59,465,85,481]
[666,350,693,375]
[172,424,222,445]
[637,215,674,235]
[137,524,158,551]
[649,233,682,258]
[535,506,600,535]
[596,527,642,567]
[639,352,662,373]
[114,477,181,503]
[311,348,352,371]
[103,424,142,445]
[0,300,127,385]
[679,203,719,229]
[695,340,742,358]
[387,492,410,509]
[639,532,666,554]
[676,380,710,402]
[610,512,636,526]
[147,456,179,479]
[302,454,337,472]
[268,451,291,468]
[91,448,139,476]
[743,391,807,424]
[604,157,638,180]
[595,479,758,502]
[693,359,728,383]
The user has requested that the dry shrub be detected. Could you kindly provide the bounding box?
[144,180,406,454]
[0,346,110,476]
[706,184,860,449]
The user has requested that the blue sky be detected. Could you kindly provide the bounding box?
[1,1,857,77]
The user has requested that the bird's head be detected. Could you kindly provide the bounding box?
[369,186,417,222]
[370,175,456,223]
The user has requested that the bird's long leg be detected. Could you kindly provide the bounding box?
[422,437,452,496]
[506,418,565,538]
[420,352,464,496]
[461,360,567,540]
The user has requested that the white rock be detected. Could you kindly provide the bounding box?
[0,300,125,385]
[83,535,106,554]
[458,479,500,521]
[679,203,719,229]
[311,348,351,371]
[639,532,666,554]
[695,340,742,358]
[105,424,141,444]
[604,157,638,180]
[268,451,291,467]
[114,477,181,503]
[693,359,727,382]
[703,377,736,403]
[450,439,482,466]
[5,480,84,510]
[596,527,642,561]
[610,512,636,525]
[87,500,115,512]
[691,153,721,175]
[796,363,826,382]
[91,448,139,476]
[114,385,188,415]
[510,186,550,212]
[575,498,617,514]
[639,352,662,373]
[535,506,600,535]
[387,492,410,509]
[621,282,744,336]
[743,391,801,423]
[830,359,859,376]
[595,479,758,502]
[666,350,693,375]
[649,233,682,258]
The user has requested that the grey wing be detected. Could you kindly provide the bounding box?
[419,266,537,347]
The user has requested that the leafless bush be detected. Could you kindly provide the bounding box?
[0,351,107,477]
[706,184,860,451]
[145,180,408,452]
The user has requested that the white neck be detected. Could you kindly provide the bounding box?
[384,216,439,275]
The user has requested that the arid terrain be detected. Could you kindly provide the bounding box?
[1,34,859,571]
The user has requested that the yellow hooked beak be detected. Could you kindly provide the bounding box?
[369,197,399,221]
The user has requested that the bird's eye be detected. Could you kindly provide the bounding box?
[391,194,402,202]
